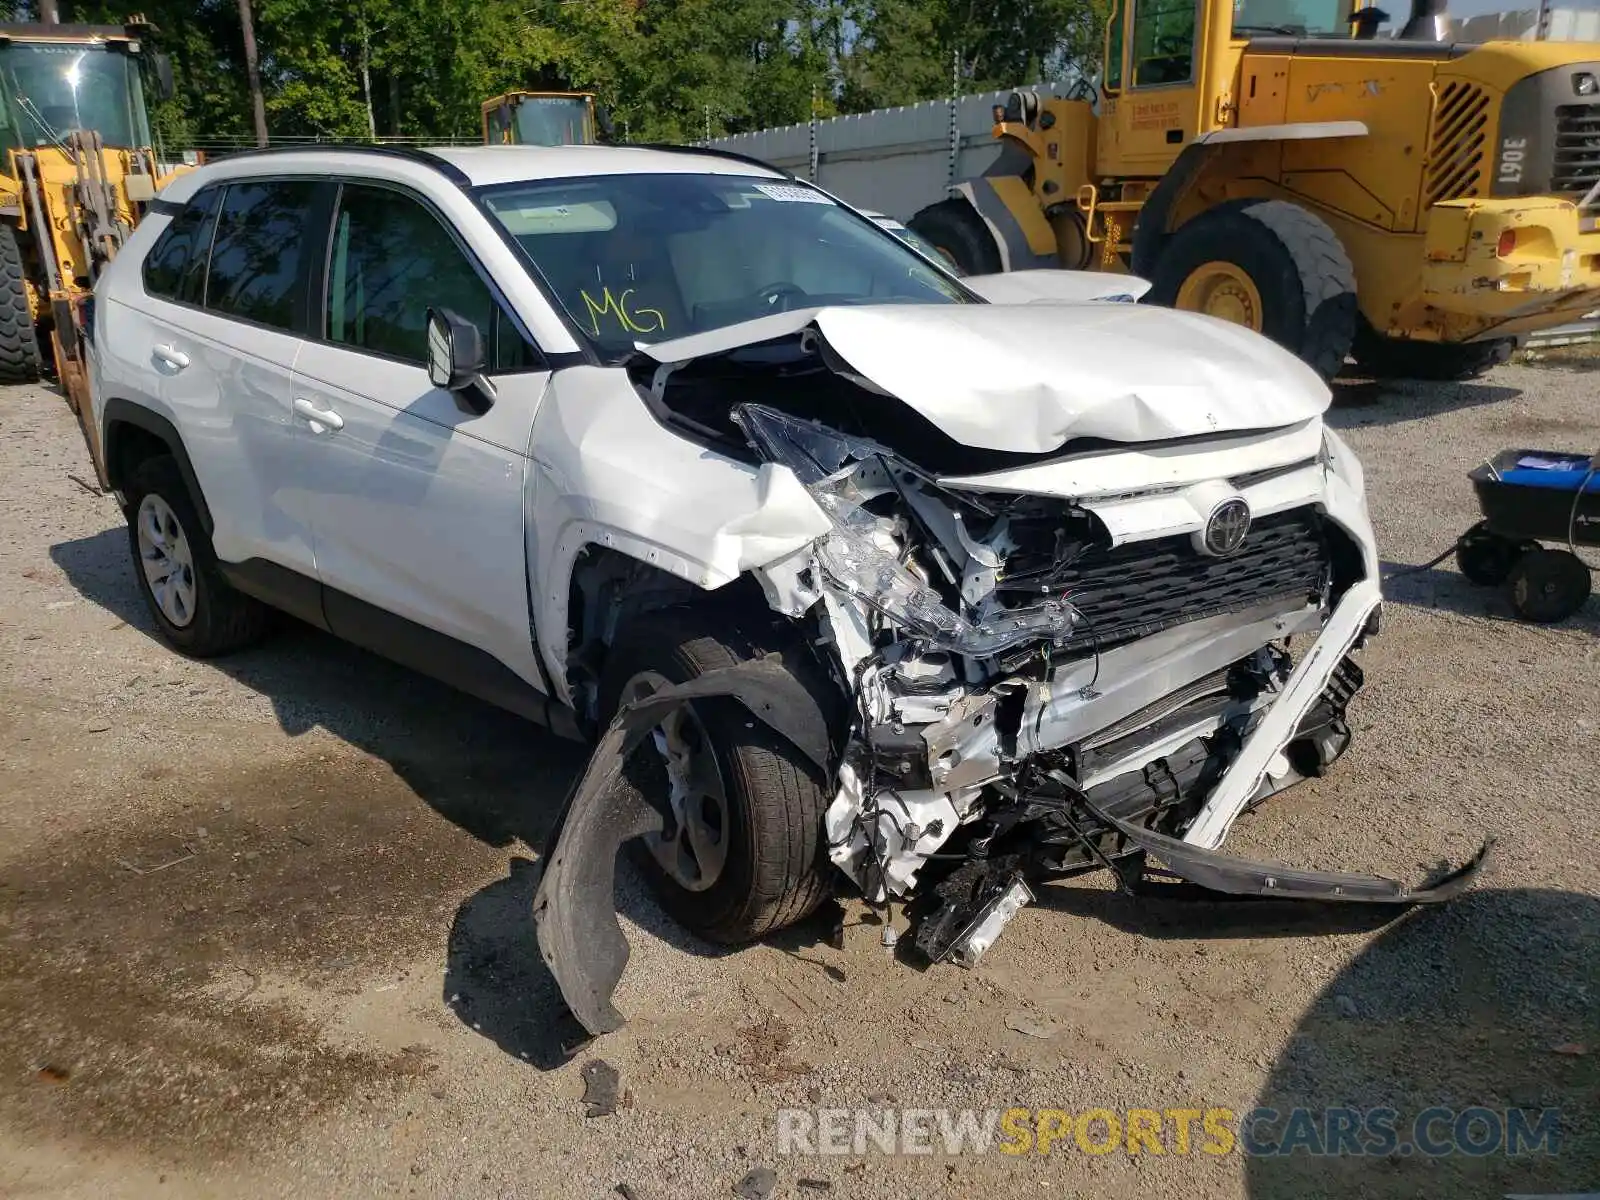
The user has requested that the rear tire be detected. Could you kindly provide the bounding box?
[1148,199,1357,382]
[1455,522,1520,586]
[598,607,834,944]
[125,454,272,656]
[0,224,42,383]
[908,199,1003,276]
[1351,325,1514,381]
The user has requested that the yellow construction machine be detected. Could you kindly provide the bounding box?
[482,90,609,145]
[909,1,1600,379]
[0,19,177,427]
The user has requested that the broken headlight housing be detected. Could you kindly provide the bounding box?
[734,404,1077,657]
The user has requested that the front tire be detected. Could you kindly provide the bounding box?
[598,607,834,944]
[125,454,272,656]
[0,224,42,383]
[1148,199,1357,381]
[908,199,1003,276]
[1351,325,1514,381]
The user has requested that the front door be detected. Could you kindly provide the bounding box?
[1099,0,1205,175]
[288,180,553,693]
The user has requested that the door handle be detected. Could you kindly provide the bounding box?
[153,344,190,370]
[293,396,345,433]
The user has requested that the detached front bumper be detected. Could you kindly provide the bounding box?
[1420,196,1600,339]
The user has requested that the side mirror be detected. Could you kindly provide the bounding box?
[426,307,494,415]
[594,101,614,142]
[153,53,175,102]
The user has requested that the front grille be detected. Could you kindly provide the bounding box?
[1555,102,1600,193]
[1425,81,1490,205]
[1049,507,1329,649]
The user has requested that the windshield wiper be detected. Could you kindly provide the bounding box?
[1233,23,1304,33]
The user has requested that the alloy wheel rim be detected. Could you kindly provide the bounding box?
[136,494,197,628]
[622,671,730,892]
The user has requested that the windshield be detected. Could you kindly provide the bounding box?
[0,42,150,150]
[513,97,594,146]
[1232,0,1354,36]
[479,172,975,359]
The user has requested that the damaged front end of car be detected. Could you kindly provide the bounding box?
[533,305,1491,1036]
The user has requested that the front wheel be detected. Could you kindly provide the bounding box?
[1148,199,1357,382]
[598,607,835,944]
[907,199,1002,276]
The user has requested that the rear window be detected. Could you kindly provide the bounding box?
[478,172,973,360]
[203,180,321,331]
[142,185,222,305]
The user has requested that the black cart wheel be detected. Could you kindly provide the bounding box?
[1507,548,1592,624]
[1455,522,1520,586]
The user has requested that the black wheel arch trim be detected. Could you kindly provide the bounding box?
[101,398,214,535]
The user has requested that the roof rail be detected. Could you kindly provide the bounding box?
[626,142,793,179]
[204,142,472,188]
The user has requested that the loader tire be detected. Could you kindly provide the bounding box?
[1350,325,1515,381]
[599,607,835,945]
[1149,199,1357,382]
[908,199,1003,276]
[0,224,42,383]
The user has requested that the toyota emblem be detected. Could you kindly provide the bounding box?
[1202,498,1252,556]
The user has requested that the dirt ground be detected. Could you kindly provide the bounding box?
[1,365,1596,1200]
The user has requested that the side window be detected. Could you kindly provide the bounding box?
[142,185,222,304]
[1132,0,1197,86]
[1105,0,1125,92]
[205,180,320,330]
[326,183,537,372]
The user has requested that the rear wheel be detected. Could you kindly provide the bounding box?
[1149,199,1357,381]
[1351,325,1515,381]
[1455,522,1522,586]
[0,224,42,383]
[598,607,835,944]
[907,199,1003,275]
[125,455,272,656]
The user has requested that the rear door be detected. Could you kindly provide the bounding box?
[289,180,554,694]
[130,178,331,581]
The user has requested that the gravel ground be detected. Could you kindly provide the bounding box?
[0,366,1596,1200]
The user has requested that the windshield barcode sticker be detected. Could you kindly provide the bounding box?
[754,183,832,204]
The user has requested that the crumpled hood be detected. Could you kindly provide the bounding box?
[640,302,1330,455]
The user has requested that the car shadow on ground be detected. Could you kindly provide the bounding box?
[1327,379,1521,429]
[1243,888,1599,1200]
[1379,557,1600,632]
[49,525,725,1069]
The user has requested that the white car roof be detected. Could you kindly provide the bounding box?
[429,144,785,186]
[157,143,785,203]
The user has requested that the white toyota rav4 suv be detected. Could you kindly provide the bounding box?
[88,145,1484,1034]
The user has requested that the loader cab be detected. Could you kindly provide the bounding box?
[482,91,607,146]
[0,27,159,156]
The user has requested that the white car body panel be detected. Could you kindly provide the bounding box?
[642,301,1330,454]
[99,291,317,575]
[288,343,553,690]
[526,365,830,706]
[960,269,1153,305]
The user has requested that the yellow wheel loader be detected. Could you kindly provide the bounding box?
[909,0,1600,380]
[482,90,610,145]
[0,19,178,443]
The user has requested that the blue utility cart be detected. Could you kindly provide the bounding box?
[1456,449,1598,623]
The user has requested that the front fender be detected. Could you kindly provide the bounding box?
[532,659,834,1035]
